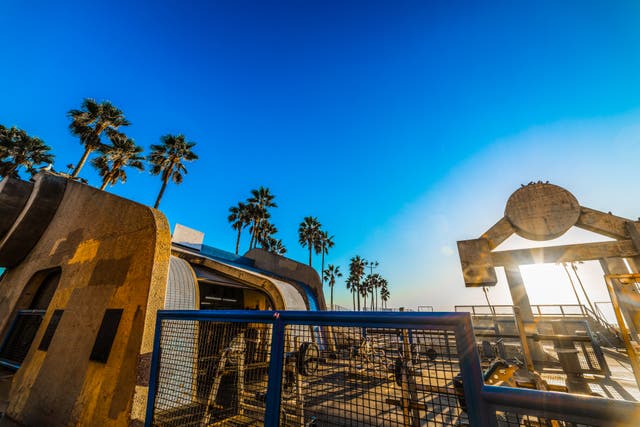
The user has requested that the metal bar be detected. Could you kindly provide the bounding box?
[264,313,285,427]
[155,309,469,328]
[143,314,164,427]
[473,332,594,342]
[454,313,495,427]
[483,385,640,426]
[0,359,20,370]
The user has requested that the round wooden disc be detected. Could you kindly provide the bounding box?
[505,183,580,241]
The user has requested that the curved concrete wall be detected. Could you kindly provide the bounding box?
[244,248,327,310]
[0,176,171,426]
[0,173,67,268]
[0,178,34,240]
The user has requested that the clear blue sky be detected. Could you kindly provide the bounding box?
[2,1,639,309]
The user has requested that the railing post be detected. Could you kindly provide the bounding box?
[144,313,164,427]
[264,313,285,427]
[455,313,495,427]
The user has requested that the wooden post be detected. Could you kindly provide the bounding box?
[504,265,545,364]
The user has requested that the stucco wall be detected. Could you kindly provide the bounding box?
[0,175,171,426]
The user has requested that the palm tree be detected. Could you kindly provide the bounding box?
[247,187,277,250]
[148,134,198,209]
[368,273,383,310]
[380,278,390,309]
[91,133,144,190]
[298,216,321,267]
[0,125,54,178]
[347,256,365,311]
[264,237,287,255]
[315,231,335,286]
[255,220,278,249]
[228,202,251,254]
[346,277,357,311]
[360,274,374,310]
[323,264,342,310]
[67,98,130,178]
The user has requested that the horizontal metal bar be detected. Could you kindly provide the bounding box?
[474,332,593,342]
[0,359,20,371]
[157,310,470,329]
[483,385,640,426]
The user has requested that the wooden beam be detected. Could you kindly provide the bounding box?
[576,207,629,240]
[491,240,638,266]
[481,217,514,250]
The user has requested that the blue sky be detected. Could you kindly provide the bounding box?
[1,1,639,309]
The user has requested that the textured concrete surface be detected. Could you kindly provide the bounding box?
[0,176,171,426]
[0,174,66,268]
[0,178,33,242]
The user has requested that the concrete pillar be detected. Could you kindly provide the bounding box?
[504,264,545,364]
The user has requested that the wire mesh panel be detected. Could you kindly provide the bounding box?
[151,318,272,427]
[278,324,468,426]
[147,311,640,427]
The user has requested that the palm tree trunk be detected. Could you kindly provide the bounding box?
[248,225,255,250]
[308,246,312,267]
[154,176,169,209]
[72,147,92,178]
[375,288,378,311]
[100,172,111,191]
[2,163,19,178]
[235,229,242,254]
[330,285,334,311]
[352,289,356,311]
[357,289,361,311]
[321,253,325,285]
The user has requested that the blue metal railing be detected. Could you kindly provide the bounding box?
[145,310,640,426]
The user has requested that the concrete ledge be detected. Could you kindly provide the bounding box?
[0,174,67,268]
[0,178,34,241]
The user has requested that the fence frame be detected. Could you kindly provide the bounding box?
[145,310,640,427]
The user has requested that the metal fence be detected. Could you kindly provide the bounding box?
[146,311,640,427]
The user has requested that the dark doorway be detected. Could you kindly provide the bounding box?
[0,268,61,369]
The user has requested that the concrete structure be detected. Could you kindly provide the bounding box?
[0,173,323,426]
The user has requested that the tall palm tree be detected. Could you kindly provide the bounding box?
[67,98,130,178]
[298,216,321,267]
[380,278,390,309]
[91,133,144,190]
[247,187,277,250]
[148,134,198,209]
[368,273,383,310]
[346,277,357,311]
[360,279,369,310]
[0,125,54,178]
[228,202,251,254]
[323,264,342,310]
[347,256,365,311]
[315,231,335,286]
